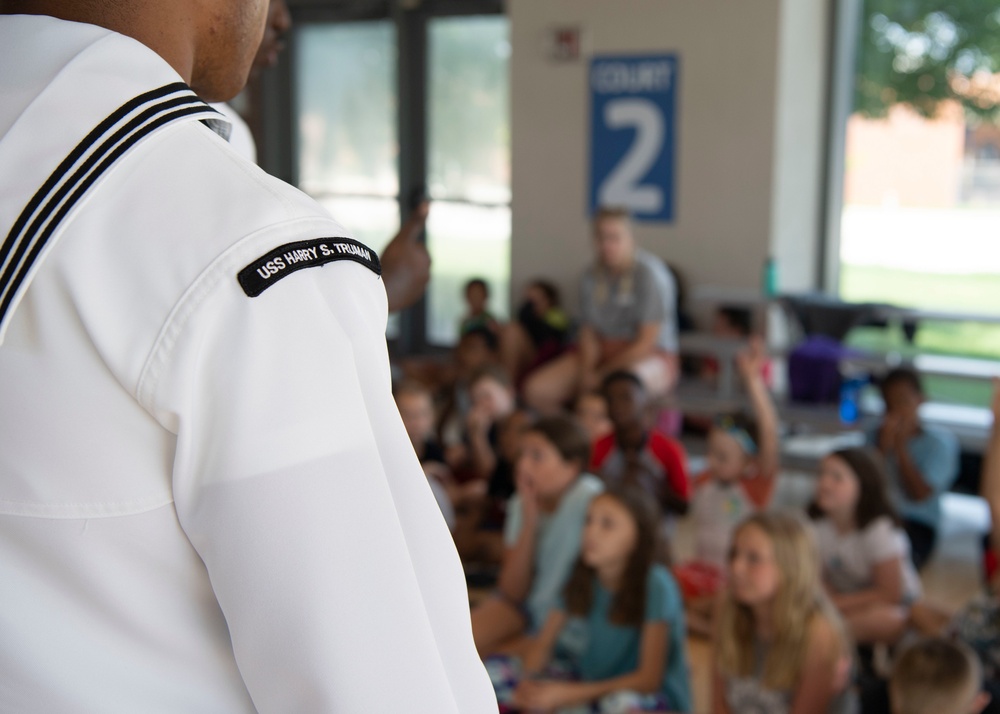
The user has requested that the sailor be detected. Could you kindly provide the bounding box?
[0,1,495,712]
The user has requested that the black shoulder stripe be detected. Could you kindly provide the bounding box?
[238,238,382,298]
[0,84,223,339]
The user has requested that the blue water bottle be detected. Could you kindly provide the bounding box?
[839,374,867,425]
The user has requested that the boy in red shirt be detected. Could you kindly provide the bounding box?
[591,370,689,517]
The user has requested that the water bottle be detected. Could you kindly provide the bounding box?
[839,374,867,425]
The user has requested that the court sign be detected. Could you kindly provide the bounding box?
[589,54,679,222]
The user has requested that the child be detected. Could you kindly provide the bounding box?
[460,277,499,337]
[394,379,455,530]
[868,366,960,569]
[591,370,689,517]
[471,415,604,657]
[715,512,853,714]
[437,327,500,464]
[575,390,613,444]
[494,485,692,713]
[675,337,779,636]
[890,638,989,714]
[500,279,572,384]
[810,447,922,646]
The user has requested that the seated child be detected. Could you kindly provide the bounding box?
[890,638,990,714]
[675,337,779,637]
[575,390,613,444]
[394,379,454,530]
[454,408,534,568]
[591,370,689,518]
[437,327,500,464]
[500,279,571,385]
[810,447,922,647]
[460,277,499,337]
[715,512,854,714]
[868,366,960,569]
[489,485,692,713]
[471,415,604,658]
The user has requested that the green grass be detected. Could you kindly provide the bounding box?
[840,264,1000,406]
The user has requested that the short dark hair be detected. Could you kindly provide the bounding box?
[526,414,592,470]
[601,369,644,395]
[529,279,561,308]
[464,278,489,296]
[593,206,631,223]
[880,366,924,398]
[460,326,498,352]
[717,305,753,336]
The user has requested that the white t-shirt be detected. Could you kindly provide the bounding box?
[813,516,922,602]
[691,479,758,568]
[0,16,495,713]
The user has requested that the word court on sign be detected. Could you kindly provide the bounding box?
[589,54,679,223]
[237,237,382,298]
[591,59,674,95]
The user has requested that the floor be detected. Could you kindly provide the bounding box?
[678,469,991,714]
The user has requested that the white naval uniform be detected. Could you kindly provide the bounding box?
[0,15,496,713]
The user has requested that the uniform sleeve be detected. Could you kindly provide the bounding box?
[151,251,496,713]
[863,517,905,564]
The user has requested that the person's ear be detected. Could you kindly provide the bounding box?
[970,690,990,714]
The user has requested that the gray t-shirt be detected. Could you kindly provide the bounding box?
[579,248,678,353]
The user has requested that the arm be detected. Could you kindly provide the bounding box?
[712,668,733,714]
[167,257,493,712]
[596,322,661,375]
[893,435,935,501]
[520,609,567,676]
[496,474,540,604]
[515,621,669,710]
[829,556,905,613]
[789,616,845,714]
[465,406,497,481]
[577,325,603,393]
[982,379,1000,555]
[736,337,780,499]
[380,200,430,313]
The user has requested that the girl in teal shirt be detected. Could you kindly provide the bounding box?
[498,484,691,713]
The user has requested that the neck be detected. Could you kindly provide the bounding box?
[596,561,628,591]
[2,0,196,84]
[538,479,575,514]
[752,602,774,639]
[828,509,855,534]
[617,423,646,450]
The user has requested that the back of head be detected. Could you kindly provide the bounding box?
[890,638,982,714]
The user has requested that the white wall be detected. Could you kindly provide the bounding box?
[509,0,830,321]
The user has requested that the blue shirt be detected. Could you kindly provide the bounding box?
[562,565,692,712]
[504,473,604,631]
[866,424,959,530]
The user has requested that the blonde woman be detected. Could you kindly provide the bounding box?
[714,512,854,714]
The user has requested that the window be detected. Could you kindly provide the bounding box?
[832,1,1000,402]
[289,5,509,350]
[426,15,511,345]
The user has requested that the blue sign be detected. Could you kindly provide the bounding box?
[590,54,679,222]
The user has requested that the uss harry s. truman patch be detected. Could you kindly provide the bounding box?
[237,237,381,298]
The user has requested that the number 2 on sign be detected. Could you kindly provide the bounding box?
[597,98,665,214]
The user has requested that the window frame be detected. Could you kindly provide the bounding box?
[250,0,505,356]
